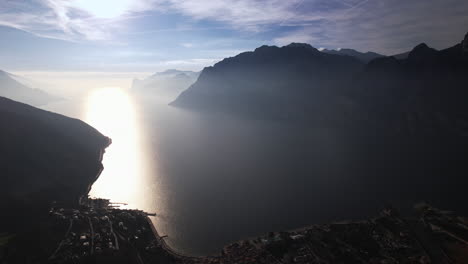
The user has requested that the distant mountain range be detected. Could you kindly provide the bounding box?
[321,48,385,63]
[0,70,59,106]
[132,69,199,101]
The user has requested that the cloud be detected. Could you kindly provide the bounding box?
[164,0,302,29]
[160,0,351,31]
[181,43,194,48]
[0,0,159,41]
[1,0,468,55]
[273,0,468,54]
[0,0,349,41]
[144,0,468,54]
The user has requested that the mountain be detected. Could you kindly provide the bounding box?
[392,51,410,60]
[0,69,58,106]
[321,48,385,63]
[0,96,110,218]
[171,43,364,119]
[132,69,199,101]
[354,39,468,137]
[173,34,468,127]
[171,33,468,204]
[464,31,468,52]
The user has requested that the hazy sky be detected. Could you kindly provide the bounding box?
[1,0,468,73]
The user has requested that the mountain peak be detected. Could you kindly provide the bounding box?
[339,48,358,53]
[162,69,181,74]
[254,45,279,52]
[284,43,320,53]
[150,69,198,78]
[413,43,430,50]
[285,43,315,49]
[407,43,438,61]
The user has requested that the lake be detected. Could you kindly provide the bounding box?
[41,87,467,256]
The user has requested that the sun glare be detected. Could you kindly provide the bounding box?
[85,87,142,206]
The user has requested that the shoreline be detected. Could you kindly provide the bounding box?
[144,216,198,260]
[3,194,467,263]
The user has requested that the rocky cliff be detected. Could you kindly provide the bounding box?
[0,96,110,212]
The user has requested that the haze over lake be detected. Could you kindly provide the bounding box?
[39,85,466,256]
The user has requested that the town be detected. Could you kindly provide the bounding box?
[4,200,466,263]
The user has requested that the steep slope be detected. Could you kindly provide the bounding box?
[133,69,199,101]
[356,40,468,137]
[322,48,385,63]
[171,43,363,119]
[0,70,58,106]
[171,34,468,206]
[0,96,110,211]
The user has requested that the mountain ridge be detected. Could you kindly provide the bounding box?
[171,42,364,119]
[321,48,385,63]
[172,33,468,125]
[0,69,59,106]
[132,69,200,101]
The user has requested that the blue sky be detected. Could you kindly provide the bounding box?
[1,0,468,73]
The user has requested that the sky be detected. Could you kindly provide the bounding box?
[1,0,468,76]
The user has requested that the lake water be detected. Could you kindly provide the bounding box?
[41,87,467,256]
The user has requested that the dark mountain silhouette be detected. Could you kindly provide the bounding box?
[132,69,199,101]
[392,51,410,60]
[0,69,59,106]
[0,96,110,219]
[171,43,364,118]
[173,34,468,128]
[171,33,468,212]
[321,48,385,63]
[464,32,468,53]
[354,38,468,139]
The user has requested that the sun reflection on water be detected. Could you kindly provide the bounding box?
[85,87,142,207]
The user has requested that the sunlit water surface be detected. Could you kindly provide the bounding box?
[83,87,166,215]
[42,87,166,249]
[85,88,143,205]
